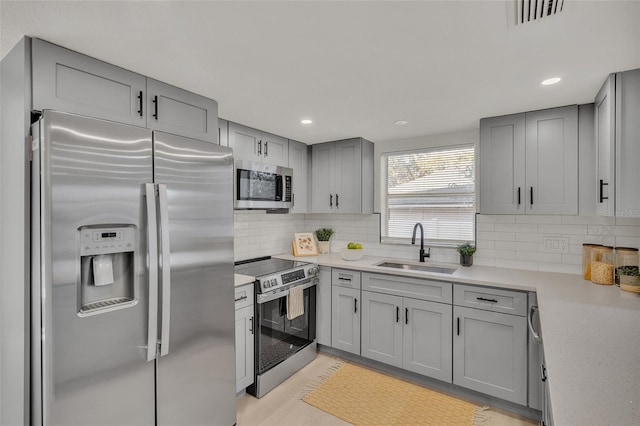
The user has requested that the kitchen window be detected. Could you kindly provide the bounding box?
[380,144,475,246]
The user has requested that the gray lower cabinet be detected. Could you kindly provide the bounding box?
[32,38,146,127]
[235,284,254,393]
[331,286,360,355]
[228,122,289,166]
[361,291,453,383]
[288,140,310,214]
[453,306,527,405]
[316,266,332,346]
[311,138,374,214]
[146,78,218,144]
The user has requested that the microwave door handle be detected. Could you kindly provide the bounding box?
[144,183,159,362]
[158,184,171,357]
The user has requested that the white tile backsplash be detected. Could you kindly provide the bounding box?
[233,211,639,276]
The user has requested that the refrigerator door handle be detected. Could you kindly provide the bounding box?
[145,183,159,362]
[158,184,172,356]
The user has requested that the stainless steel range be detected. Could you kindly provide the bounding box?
[235,257,319,398]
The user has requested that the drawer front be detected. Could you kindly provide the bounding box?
[454,284,527,316]
[332,268,361,290]
[362,273,452,304]
[235,283,254,310]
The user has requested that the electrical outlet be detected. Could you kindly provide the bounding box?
[542,236,569,253]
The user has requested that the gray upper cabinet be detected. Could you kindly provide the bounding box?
[32,38,146,127]
[479,114,526,214]
[31,39,219,143]
[218,118,229,147]
[453,305,527,405]
[311,138,374,214]
[479,106,578,215]
[146,78,218,144]
[228,122,289,166]
[598,68,640,218]
[594,75,615,216]
[288,140,310,214]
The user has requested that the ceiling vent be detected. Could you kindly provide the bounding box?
[516,0,565,25]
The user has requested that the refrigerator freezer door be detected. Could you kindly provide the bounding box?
[36,111,155,425]
[153,132,236,425]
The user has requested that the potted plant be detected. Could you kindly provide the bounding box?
[616,265,640,292]
[315,228,334,254]
[457,243,476,267]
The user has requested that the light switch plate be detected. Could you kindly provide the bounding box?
[542,236,569,253]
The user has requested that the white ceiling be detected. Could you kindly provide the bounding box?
[2,1,639,144]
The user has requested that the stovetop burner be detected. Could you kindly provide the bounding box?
[234,257,310,278]
[234,256,318,294]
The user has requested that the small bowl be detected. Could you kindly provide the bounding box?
[340,248,363,261]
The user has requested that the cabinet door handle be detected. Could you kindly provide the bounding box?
[528,305,542,343]
[329,194,333,208]
[292,193,295,207]
[476,297,498,303]
[258,140,262,156]
[405,307,409,325]
[250,316,254,334]
[264,141,268,156]
[354,298,358,314]
[396,306,400,323]
[540,364,547,382]
[530,187,534,206]
[336,194,339,208]
[517,187,521,206]
[457,317,460,335]
[137,91,143,117]
[599,179,609,202]
[152,95,158,120]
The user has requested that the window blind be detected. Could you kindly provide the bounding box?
[381,145,475,245]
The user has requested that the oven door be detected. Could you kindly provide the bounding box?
[255,281,316,375]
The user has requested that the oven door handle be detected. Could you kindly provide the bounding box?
[256,278,318,304]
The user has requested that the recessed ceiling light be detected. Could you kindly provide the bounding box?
[541,77,561,86]
[394,120,409,126]
[300,119,313,125]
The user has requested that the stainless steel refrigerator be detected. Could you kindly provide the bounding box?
[30,110,236,425]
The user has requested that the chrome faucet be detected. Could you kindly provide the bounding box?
[411,223,431,262]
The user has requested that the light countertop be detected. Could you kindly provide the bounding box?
[274,252,640,426]
[234,273,255,288]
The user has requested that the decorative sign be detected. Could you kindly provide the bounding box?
[292,232,318,256]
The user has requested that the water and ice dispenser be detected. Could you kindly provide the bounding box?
[78,225,137,316]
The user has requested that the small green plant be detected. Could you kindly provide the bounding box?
[315,228,334,242]
[616,265,640,277]
[457,243,477,256]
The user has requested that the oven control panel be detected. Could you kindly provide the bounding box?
[259,263,319,293]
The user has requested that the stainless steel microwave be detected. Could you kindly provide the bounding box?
[235,160,293,209]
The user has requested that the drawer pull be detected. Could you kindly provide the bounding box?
[338,277,352,282]
[477,297,498,303]
[235,295,248,302]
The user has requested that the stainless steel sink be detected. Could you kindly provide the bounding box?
[376,261,457,274]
